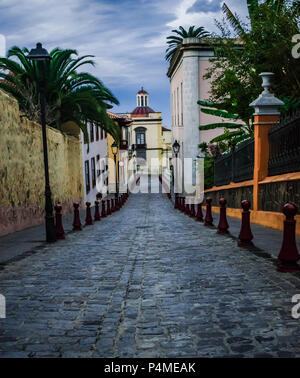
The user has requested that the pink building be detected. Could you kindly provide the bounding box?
[167,38,225,164]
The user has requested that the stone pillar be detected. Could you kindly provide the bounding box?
[182,38,200,199]
[250,72,283,211]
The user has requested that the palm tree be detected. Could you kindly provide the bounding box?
[165,26,210,62]
[0,46,120,142]
[222,0,287,38]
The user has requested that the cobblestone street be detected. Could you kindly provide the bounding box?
[1,188,300,358]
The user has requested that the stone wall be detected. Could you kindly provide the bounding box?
[259,180,300,214]
[0,90,84,236]
[206,186,253,209]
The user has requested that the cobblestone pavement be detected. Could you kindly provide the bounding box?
[1,189,300,358]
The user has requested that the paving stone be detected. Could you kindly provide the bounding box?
[1,189,300,357]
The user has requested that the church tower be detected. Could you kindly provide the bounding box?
[126,88,164,174]
[136,87,149,107]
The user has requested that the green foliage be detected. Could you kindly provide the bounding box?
[165,26,210,62]
[198,101,253,151]
[0,46,120,142]
[204,154,214,189]
[204,0,300,122]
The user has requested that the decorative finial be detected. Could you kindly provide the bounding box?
[249,72,284,115]
[260,72,274,94]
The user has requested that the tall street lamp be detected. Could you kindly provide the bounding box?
[27,43,56,243]
[111,141,119,199]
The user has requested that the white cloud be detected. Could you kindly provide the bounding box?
[0,0,249,124]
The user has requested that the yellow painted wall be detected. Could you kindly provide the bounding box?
[0,90,84,236]
[130,112,163,174]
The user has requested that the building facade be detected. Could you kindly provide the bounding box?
[161,126,172,176]
[107,112,132,194]
[81,124,109,203]
[167,37,228,165]
[125,88,163,174]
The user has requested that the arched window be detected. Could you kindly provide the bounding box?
[135,127,146,145]
[141,96,144,107]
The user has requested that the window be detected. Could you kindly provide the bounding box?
[136,149,146,162]
[90,124,94,142]
[136,132,145,145]
[174,90,176,126]
[96,155,100,177]
[138,97,140,107]
[96,126,99,141]
[141,96,144,107]
[181,82,183,126]
[85,161,90,194]
[91,157,96,188]
[145,96,148,106]
[177,87,179,126]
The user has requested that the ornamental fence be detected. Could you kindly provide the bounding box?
[214,138,254,186]
[213,111,300,186]
[268,111,300,176]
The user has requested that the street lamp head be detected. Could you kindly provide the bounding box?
[27,43,51,62]
[172,140,180,155]
[111,141,118,156]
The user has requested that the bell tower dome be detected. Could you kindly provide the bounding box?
[137,87,149,107]
[132,87,155,117]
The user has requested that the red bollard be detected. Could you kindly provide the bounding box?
[111,198,115,212]
[277,203,300,272]
[101,200,107,218]
[181,197,185,212]
[238,200,253,247]
[94,200,101,222]
[85,202,93,226]
[55,203,65,239]
[73,202,82,231]
[185,202,190,215]
[107,200,111,215]
[217,198,229,234]
[190,204,196,218]
[196,202,204,222]
[174,194,177,209]
[204,198,213,226]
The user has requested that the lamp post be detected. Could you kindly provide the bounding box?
[172,140,180,193]
[111,141,118,199]
[27,43,56,243]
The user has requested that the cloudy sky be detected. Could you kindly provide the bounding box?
[0,0,248,128]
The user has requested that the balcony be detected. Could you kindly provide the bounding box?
[132,143,147,150]
[120,139,128,150]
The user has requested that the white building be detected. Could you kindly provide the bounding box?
[81,124,109,204]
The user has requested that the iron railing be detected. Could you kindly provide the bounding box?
[233,138,254,183]
[268,111,300,176]
[214,152,232,186]
[214,138,254,186]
